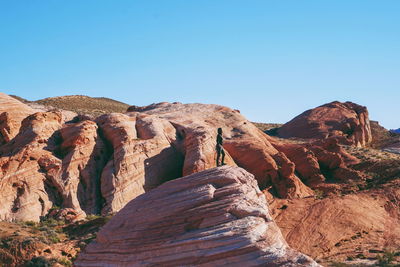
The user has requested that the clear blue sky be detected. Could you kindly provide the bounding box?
[1,1,399,129]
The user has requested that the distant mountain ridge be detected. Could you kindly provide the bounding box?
[391,128,400,134]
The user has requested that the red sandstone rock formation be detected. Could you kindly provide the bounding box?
[0,92,36,145]
[58,120,108,215]
[278,101,372,147]
[0,93,397,265]
[75,166,320,267]
[0,94,76,147]
[96,113,183,214]
[0,98,106,221]
[132,102,313,199]
[270,183,400,264]
[0,111,63,221]
[272,137,363,189]
[0,93,370,222]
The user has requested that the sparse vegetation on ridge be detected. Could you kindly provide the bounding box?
[10,94,130,117]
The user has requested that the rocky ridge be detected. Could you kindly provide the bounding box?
[0,95,371,222]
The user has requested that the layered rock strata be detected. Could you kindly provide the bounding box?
[0,93,368,221]
[76,166,320,267]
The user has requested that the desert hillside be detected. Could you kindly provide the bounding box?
[0,93,399,266]
[10,95,130,117]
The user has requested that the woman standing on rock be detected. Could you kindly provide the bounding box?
[216,128,226,166]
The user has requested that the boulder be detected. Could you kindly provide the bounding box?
[76,166,320,267]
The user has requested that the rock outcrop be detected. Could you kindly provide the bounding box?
[0,93,36,145]
[272,137,363,189]
[130,102,314,199]
[0,94,370,222]
[0,112,63,222]
[76,166,320,267]
[96,113,184,214]
[0,110,114,222]
[270,184,400,264]
[278,101,372,147]
[57,120,108,215]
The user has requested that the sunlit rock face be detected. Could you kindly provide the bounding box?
[76,166,320,267]
[0,94,368,222]
[278,101,372,147]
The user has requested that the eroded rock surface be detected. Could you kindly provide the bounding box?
[0,93,36,145]
[76,166,320,267]
[1,93,397,265]
[130,102,314,199]
[57,120,108,215]
[0,112,63,222]
[270,183,400,264]
[96,113,183,214]
[272,137,363,190]
[0,95,370,222]
[278,101,372,147]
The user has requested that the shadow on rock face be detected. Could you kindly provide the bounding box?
[143,146,184,192]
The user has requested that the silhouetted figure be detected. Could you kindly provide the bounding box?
[216,128,225,166]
